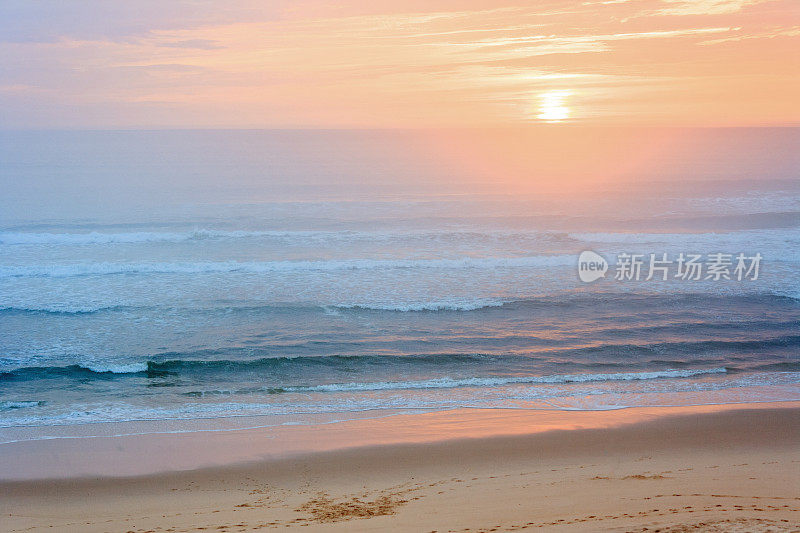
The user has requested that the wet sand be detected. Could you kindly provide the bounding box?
[2,403,798,532]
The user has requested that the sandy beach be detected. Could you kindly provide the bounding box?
[4,0,800,530]
[2,403,798,532]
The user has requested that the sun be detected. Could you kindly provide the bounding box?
[536,90,572,122]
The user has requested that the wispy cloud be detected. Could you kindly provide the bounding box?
[699,25,800,44]
[0,0,797,127]
[651,0,773,16]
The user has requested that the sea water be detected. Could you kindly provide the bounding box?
[1,129,798,442]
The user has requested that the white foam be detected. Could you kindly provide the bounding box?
[0,401,45,410]
[81,362,149,374]
[570,228,800,246]
[0,229,567,246]
[0,255,574,278]
[0,231,190,245]
[287,368,728,393]
[0,304,114,314]
[332,299,508,312]
[0,229,356,245]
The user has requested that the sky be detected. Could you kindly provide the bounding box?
[0,0,798,128]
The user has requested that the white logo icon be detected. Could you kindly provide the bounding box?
[578,251,608,283]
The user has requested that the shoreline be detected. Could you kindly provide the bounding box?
[2,402,799,531]
[1,401,798,481]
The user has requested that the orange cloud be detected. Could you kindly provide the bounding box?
[0,0,797,127]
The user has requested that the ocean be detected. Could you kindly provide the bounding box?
[1,129,798,443]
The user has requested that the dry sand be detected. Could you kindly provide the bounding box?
[2,403,798,532]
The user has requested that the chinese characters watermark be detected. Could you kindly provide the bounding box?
[578,251,762,283]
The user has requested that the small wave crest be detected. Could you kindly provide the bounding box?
[0,255,574,279]
[330,299,508,312]
[569,228,800,245]
[180,368,732,397]
[0,400,46,410]
[0,304,121,315]
[0,354,494,380]
[282,368,728,393]
[0,229,576,246]
[1,292,796,317]
[1,358,730,391]
[81,362,150,374]
[0,362,150,379]
[0,229,322,245]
